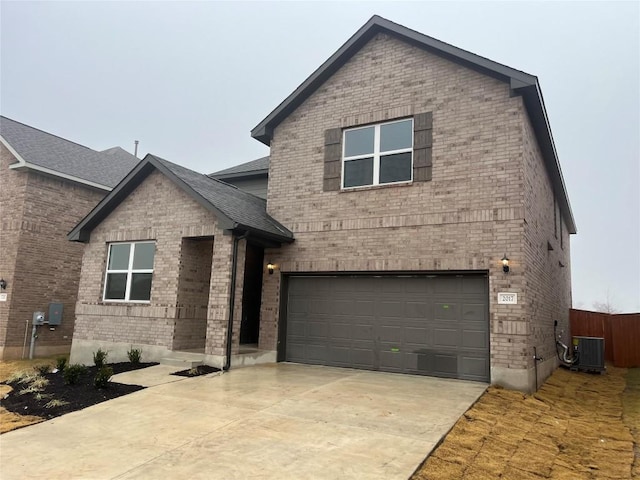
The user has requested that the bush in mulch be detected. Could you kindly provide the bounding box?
[171,365,220,377]
[0,362,158,420]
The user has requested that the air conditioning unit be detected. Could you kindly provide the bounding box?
[572,336,605,373]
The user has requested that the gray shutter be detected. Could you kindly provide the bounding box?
[323,128,342,191]
[413,112,433,182]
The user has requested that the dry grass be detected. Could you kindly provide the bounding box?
[413,366,637,479]
[0,356,63,433]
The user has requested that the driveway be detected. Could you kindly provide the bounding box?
[0,363,486,479]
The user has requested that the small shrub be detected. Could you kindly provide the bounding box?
[8,371,31,384]
[94,366,113,389]
[56,357,67,371]
[63,364,87,385]
[92,348,108,368]
[127,347,142,364]
[44,399,69,409]
[34,364,50,375]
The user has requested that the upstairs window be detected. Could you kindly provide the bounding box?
[342,118,413,188]
[103,242,155,302]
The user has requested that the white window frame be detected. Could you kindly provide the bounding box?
[103,241,155,303]
[341,118,414,189]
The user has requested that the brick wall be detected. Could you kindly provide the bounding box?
[0,144,105,359]
[73,169,242,362]
[260,32,552,388]
[522,112,572,369]
[174,237,213,350]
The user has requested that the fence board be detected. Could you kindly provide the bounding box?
[570,309,639,367]
[610,314,640,368]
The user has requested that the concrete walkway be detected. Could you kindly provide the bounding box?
[0,364,486,479]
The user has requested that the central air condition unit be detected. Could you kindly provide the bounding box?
[572,336,605,373]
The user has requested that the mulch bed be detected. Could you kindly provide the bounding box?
[0,362,157,420]
[171,365,220,377]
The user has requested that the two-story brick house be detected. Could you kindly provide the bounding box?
[68,16,575,392]
[0,116,137,359]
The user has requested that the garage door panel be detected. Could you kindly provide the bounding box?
[285,275,489,382]
[353,324,374,341]
[462,330,488,349]
[434,303,459,320]
[434,328,459,347]
[379,325,403,343]
[433,353,459,376]
[463,303,486,322]
[460,355,489,379]
[406,301,429,319]
[307,321,328,338]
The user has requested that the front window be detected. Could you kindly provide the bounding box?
[342,118,413,188]
[104,242,155,302]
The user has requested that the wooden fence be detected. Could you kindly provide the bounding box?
[570,309,640,368]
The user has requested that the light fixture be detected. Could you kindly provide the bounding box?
[0,279,6,290]
[267,262,275,275]
[501,255,510,274]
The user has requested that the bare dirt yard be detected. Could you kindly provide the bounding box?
[413,366,639,479]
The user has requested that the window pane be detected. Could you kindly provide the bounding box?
[130,273,153,301]
[344,127,374,157]
[105,273,127,300]
[133,243,155,269]
[344,157,374,187]
[380,152,412,184]
[108,244,130,270]
[380,120,412,152]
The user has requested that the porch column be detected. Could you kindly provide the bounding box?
[205,233,246,359]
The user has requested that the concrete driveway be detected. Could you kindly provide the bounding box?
[0,364,486,479]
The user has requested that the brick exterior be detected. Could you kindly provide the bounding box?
[71,170,246,364]
[258,33,571,391]
[0,144,104,359]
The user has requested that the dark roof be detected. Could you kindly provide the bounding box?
[209,155,269,180]
[250,15,576,234]
[0,116,138,190]
[68,154,293,244]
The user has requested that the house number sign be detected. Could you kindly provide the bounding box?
[497,292,517,304]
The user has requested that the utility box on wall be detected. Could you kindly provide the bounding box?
[48,303,63,326]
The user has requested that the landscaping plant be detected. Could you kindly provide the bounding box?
[63,364,87,385]
[93,366,114,389]
[127,347,142,364]
[92,348,108,368]
[56,357,67,371]
[33,364,50,375]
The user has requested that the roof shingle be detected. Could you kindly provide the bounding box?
[0,116,138,188]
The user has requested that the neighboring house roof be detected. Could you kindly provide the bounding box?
[68,154,294,244]
[0,116,138,190]
[209,156,269,180]
[250,15,576,234]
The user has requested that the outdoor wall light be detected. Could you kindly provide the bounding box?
[0,279,6,290]
[267,262,275,275]
[501,255,510,274]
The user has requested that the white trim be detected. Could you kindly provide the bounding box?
[1,135,112,191]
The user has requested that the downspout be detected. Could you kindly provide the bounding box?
[223,231,249,371]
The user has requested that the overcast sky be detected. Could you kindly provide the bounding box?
[1,1,638,312]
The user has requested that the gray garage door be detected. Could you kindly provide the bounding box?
[284,275,489,382]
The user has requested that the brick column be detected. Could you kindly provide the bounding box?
[205,232,246,358]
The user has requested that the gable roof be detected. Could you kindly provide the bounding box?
[0,116,138,190]
[68,154,293,244]
[250,15,576,234]
[209,155,269,180]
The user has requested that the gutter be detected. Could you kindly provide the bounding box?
[223,231,249,371]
